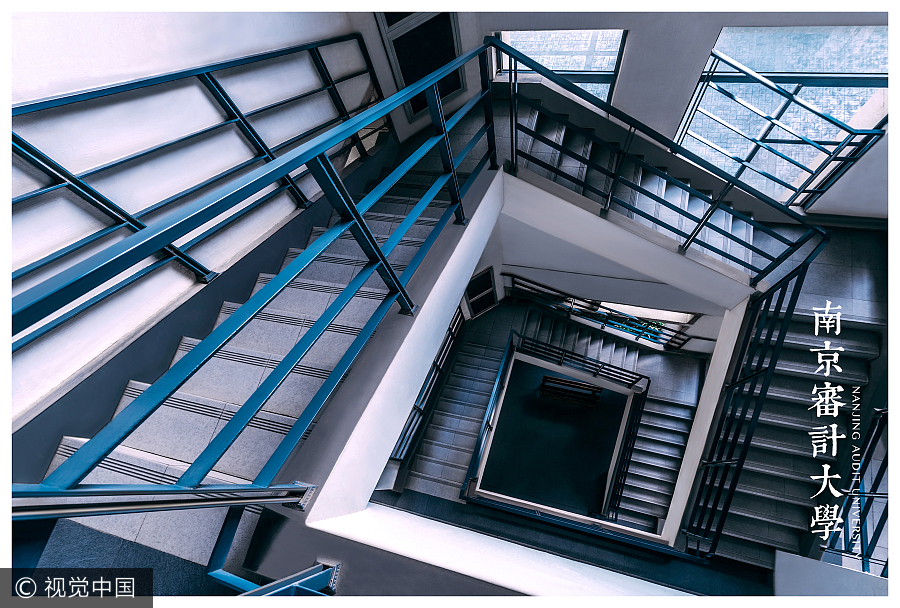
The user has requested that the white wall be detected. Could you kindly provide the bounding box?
[497,174,755,315]
[12,12,354,104]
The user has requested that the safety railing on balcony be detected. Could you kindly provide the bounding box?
[495,37,833,287]
[12,33,391,353]
[504,273,690,349]
[681,238,829,559]
[677,49,887,210]
[824,409,888,578]
[12,39,499,514]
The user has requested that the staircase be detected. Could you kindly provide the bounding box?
[404,302,701,535]
[707,312,881,570]
[517,102,755,271]
[37,159,457,578]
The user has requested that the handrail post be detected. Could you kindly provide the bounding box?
[309,47,368,159]
[605,126,636,211]
[197,72,309,207]
[425,84,467,225]
[478,49,500,170]
[307,154,418,315]
[509,56,519,175]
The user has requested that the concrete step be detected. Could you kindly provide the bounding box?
[712,535,776,570]
[112,380,300,482]
[172,336,335,420]
[252,275,388,327]
[554,126,592,192]
[524,112,566,180]
[40,437,265,566]
[614,507,658,533]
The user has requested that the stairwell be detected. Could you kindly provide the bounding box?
[23,68,885,586]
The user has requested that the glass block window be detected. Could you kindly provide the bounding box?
[501,30,627,103]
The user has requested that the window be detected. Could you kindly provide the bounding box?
[499,30,627,103]
[376,13,465,121]
[676,26,888,201]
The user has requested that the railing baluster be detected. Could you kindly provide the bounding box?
[478,49,500,171]
[307,153,417,315]
[425,84,467,225]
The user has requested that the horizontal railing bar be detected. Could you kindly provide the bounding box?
[179,184,292,251]
[710,50,877,135]
[78,119,242,178]
[505,69,617,84]
[686,130,799,191]
[12,482,305,497]
[244,84,333,117]
[13,256,172,353]
[706,82,833,155]
[446,88,490,132]
[13,494,301,521]
[706,71,888,87]
[454,123,489,168]
[11,182,67,206]
[12,222,128,282]
[515,123,616,184]
[270,116,346,154]
[12,33,368,116]
[696,107,814,174]
[515,93,621,159]
[133,155,268,220]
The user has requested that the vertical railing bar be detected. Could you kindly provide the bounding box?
[510,57,518,174]
[425,84,467,225]
[309,47,368,159]
[197,72,308,206]
[478,49,500,171]
[12,133,217,283]
[307,153,418,315]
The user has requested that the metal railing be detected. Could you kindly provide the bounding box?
[206,504,340,594]
[504,273,690,349]
[462,329,649,506]
[495,37,834,287]
[13,40,500,511]
[681,238,828,558]
[677,49,887,210]
[391,307,464,461]
[824,409,888,577]
[606,387,649,523]
[12,33,390,352]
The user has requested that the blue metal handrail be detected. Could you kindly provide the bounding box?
[12,33,389,351]
[504,273,690,349]
[461,329,517,498]
[681,236,828,558]
[13,40,498,504]
[824,409,888,577]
